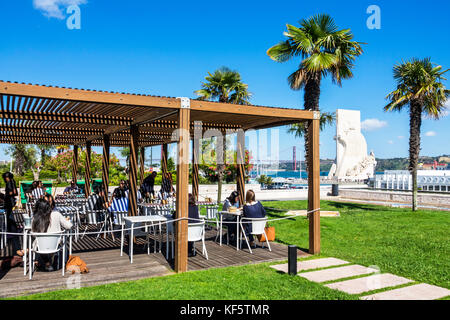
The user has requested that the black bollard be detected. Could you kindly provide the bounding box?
[288,245,297,275]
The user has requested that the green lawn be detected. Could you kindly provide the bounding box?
[12,200,450,300]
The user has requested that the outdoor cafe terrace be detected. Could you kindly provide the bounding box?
[0,80,320,296]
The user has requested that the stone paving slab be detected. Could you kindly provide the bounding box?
[271,257,349,273]
[299,265,378,283]
[325,273,413,294]
[361,283,450,300]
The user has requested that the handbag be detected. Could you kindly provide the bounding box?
[258,226,275,242]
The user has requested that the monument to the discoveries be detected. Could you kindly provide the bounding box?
[328,109,376,181]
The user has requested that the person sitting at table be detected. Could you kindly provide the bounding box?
[112,180,127,200]
[31,198,73,272]
[222,191,240,211]
[141,171,157,200]
[187,193,200,257]
[109,187,128,213]
[161,172,174,198]
[44,193,56,210]
[63,180,79,195]
[242,190,266,249]
[221,191,240,242]
[86,187,107,211]
[31,180,45,200]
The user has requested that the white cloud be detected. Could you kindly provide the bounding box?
[397,135,404,139]
[387,140,394,144]
[33,0,86,19]
[425,131,437,137]
[361,118,388,131]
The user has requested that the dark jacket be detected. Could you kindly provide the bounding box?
[188,205,200,224]
[243,201,266,219]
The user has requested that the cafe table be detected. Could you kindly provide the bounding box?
[122,215,172,263]
[218,209,245,251]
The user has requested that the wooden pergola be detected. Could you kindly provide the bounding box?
[0,80,321,272]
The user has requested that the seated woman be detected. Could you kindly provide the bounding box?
[187,193,200,257]
[31,199,73,272]
[221,191,240,242]
[242,190,266,248]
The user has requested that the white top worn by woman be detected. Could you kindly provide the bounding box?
[46,210,73,233]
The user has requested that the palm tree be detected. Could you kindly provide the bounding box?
[287,112,335,138]
[267,14,363,170]
[195,67,251,104]
[385,58,449,211]
[195,67,251,202]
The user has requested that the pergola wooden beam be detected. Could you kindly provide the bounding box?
[174,108,190,273]
[129,125,139,217]
[0,81,180,109]
[85,141,92,197]
[102,134,110,200]
[307,118,321,254]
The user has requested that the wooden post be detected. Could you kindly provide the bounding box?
[139,147,145,186]
[175,107,190,273]
[192,138,199,201]
[102,134,110,201]
[72,145,78,184]
[217,129,226,203]
[161,143,168,176]
[307,116,320,254]
[84,142,92,197]
[129,125,139,217]
[236,130,246,206]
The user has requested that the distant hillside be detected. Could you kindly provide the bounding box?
[375,155,450,171]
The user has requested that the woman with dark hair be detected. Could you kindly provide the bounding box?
[222,191,240,212]
[31,198,72,271]
[2,172,21,261]
[242,190,266,248]
[221,191,240,242]
[187,193,200,257]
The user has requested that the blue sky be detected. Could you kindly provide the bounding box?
[0,0,449,163]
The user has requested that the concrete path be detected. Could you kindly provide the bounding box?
[270,257,349,273]
[361,283,450,300]
[271,257,450,300]
[299,265,378,283]
[325,273,412,295]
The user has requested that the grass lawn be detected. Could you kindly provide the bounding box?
[12,200,450,299]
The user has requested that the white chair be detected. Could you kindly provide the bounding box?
[28,232,68,280]
[240,217,272,254]
[203,205,219,230]
[188,221,208,260]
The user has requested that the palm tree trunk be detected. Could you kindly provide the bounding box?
[409,99,422,212]
[303,73,321,174]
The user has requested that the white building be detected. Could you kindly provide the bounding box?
[374,170,450,192]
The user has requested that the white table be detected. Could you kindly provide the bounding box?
[123,215,172,263]
[218,210,245,251]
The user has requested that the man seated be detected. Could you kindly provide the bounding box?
[64,181,79,195]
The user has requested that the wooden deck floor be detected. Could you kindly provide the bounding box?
[0,228,309,298]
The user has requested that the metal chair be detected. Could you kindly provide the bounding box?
[81,209,108,239]
[240,217,272,254]
[28,231,68,280]
[188,221,208,260]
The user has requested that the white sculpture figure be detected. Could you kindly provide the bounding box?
[330,109,377,181]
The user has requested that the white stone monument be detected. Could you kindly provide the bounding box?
[328,109,376,181]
